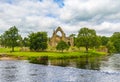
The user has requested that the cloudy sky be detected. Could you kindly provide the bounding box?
[0,0,120,37]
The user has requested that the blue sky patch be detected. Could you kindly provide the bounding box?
[54,0,64,8]
[46,13,57,18]
[4,0,14,4]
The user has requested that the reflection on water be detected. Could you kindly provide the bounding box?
[49,56,104,70]
[35,54,120,72]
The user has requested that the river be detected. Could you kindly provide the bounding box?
[0,54,119,82]
[49,54,120,73]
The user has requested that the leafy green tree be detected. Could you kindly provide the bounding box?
[0,34,7,47]
[91,36,101,49]
[106,41,115,53]
[110,32,120,52]
[28,32,47,51]
[1,26,20,52]
[17,35,23,47]
[56,40,69,52]
[77,27,98,52]
[101,36,109,46]
[22,37,30,47]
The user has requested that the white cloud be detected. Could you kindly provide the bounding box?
[0,0,120,37]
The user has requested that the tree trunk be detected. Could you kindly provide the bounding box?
[12,40,15,52]
[12,46,14,52]
[85,45,88,53]
[61,48,63,53]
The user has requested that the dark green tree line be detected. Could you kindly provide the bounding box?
[1,26,120,53]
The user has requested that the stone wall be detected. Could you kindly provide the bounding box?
[49,27,74,47]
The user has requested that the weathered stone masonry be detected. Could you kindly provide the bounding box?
[49,27,74,47]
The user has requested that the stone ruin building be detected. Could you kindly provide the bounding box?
[49,27,74,47]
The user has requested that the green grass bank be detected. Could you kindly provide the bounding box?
[0,47,107,60]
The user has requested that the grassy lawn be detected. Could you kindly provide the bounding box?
[0,47,107,60]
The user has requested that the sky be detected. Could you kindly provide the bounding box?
[0,0,120,37]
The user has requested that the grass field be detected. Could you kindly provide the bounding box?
[0,47,107,60]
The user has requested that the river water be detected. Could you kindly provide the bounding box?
[0,54,119,82]
[49,54,120,73]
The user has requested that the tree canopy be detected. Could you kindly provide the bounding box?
[0,26,20,52]
[56,40,69,52]
[76,27,99,52]
[22,37,30,47]
[110,32,120,52]
[101,36,109,46]
[28,32,48,51]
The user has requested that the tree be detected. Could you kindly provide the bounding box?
[110,32,120,52]
[77,27,98,52]
[56,40,69,52]
[17,35,23,47]
[28,32,47,51]
[22,37,30,47]
[0,34,7,47]
[1,26,20,52]
[90,36,101,49]
[101,36,109,46]
[106,41,115,53]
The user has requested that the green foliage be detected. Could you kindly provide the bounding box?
[91,36,101,48]
[106,41,115,53]
[28,32,47,51]
[22,37,30,47]
[0,26,20,52]
[0,34,6,47]
[101,36,109,46]
[17,35,23,47]
[76,27,99,52]
[110,32,120,52]
[56,40,69,52]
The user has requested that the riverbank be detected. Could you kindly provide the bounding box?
[0,47,107,60]
[0,57,17,60]
[0,51,107,60]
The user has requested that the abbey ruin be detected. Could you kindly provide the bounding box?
[49,27,74,47]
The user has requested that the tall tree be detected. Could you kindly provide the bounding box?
[28,32,47,51]
[77,27,98,52]
[1,26,20,52]
[110,32,120,52]
[56,40,69,52]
